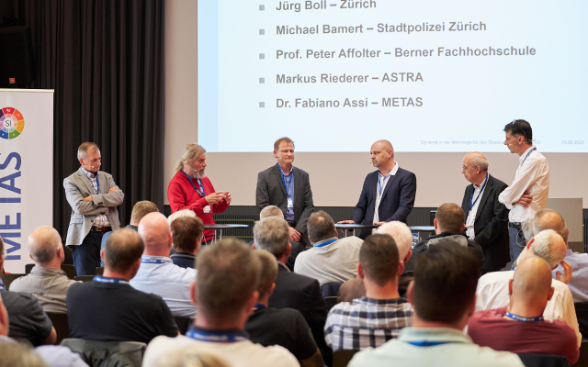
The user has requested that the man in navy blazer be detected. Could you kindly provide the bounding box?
[339,140,416,239]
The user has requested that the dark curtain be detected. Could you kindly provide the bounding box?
[22,0,165,239]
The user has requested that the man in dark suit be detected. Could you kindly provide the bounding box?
[256,137,315,247]
[339,140,416,239]
[461,152,510,273]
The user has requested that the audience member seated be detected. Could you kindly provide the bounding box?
[476,228,581,346]
[10,226,79,313]
[0,342,50,367]
[326,234,413,351]
[146,349,230,367]
[169,216,203,269]
[468,256,579,364]
[338,221,413,302]
[294,211,362,285]
[413,203,484,267]
[246,250,323,366]
[253,217,329,364]
[250,205,304,271]
[0,237,56,346]
[143,239,298,367]
[100,200,159,266]
[348,243,524,367]
[67,228,178,343]
[130,212,197,317]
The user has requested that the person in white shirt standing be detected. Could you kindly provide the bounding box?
[498,119,550,263]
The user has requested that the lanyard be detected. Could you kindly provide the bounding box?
[141,258,170,264]
[378,171,392,196]
[469,173,489,211]
[186,329,249,343]
[181,170,205,197]
[505,312,544,322]
[314,238,338,248]
[277,164,293,193]
[254,303,267,309]
[406,341,459,347]
[521,147,537,166]
[93,276,129,285]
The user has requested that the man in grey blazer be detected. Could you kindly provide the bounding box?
[256,137,314,248]
[63,142,124,275]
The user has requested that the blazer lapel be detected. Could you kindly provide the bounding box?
[98,171,107,194]
[272,165,287,196]
[77,168,95,194]
[463,184,473,217]
[380,171,398,202]
[475,175,493,222]
[293,169,303,205]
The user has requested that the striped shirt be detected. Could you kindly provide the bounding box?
[325,296,412,351]
[81,168,109,227]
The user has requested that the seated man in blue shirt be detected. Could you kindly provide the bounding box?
[349,243,524,367]
[169,216,203,269]
[130,212,197,317]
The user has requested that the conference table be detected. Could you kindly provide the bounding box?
[204,224,249,242]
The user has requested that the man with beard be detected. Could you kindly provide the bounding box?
[168,144,231,244]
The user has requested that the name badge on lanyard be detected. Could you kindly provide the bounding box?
[287,198,293,209]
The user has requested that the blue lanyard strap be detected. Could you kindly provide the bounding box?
[0,279,5,290]
[505,312,544,322]
[254,303,267,309]
[378,172,391,196]
[141,258,170,264]
[315,238,338,248]
[181,170,205,197]
[277,164,293,193]
[186,329,249,343]
[469,173,489,211]
[521,147,537,166]
[93,276,129,285]
[406,341,459,347]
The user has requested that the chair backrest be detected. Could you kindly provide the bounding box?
[25,264,35,274]
[61,264,77,279]
[61,338,146,367]
[1,273,24,289]
[321,282,343,298]
[46,312,70,345]
[95,267,104,276]
[74,275,96,283]
[517,353,571,367]
[174,316,192,335]
[333,349,360,367]
[325,296,338,312]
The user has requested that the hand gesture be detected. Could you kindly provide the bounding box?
[556,261,572,284]
[83,195,93,202]
[515,190,533,208]
[205,192,224,205]
[108,187,120,194]
[289,227,301,242]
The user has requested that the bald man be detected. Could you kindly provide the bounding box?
[468,256,579,364]
[10,226,79,313]
[129,212,197,317]
[339,140,416,239]
[460,152,510,273]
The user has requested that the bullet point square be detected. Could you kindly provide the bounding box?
[259,53,265,59]
[259,29,265,35]
[259,102,265,108]
[259,78,265,84]
[259,5,265,10]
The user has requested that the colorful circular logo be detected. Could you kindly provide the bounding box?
[0,107,25,140]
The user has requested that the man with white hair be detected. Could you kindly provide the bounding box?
[10,226,78,313]
[475,229,581,346]
[338,221,413,302]
[130,212,197,317]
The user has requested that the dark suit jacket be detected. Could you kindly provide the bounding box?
[351,167,417,239]
[256,165,315,234]
[461,174,510,273]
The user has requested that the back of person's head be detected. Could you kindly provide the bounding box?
[28,226,62,266]
[376,221,412,260]
[138,212,172,252]
[522,217,534,241]
[533,209,568,245]
[259,205,284,220]
[511,256,553,306]
[104,228,145,272]
[0,342,48,367]
[255,250,278,298]
[196,239,260,324]
[435,203,465,233]
[253,217,289,258]
[413,243,480,323]
[171,216,203,253]
[130,201,159,225]
[149,350,230,367]
[360,234,399,286]
[504,119,533,144]
[307,210,336,243]
[167,209,196,226]
[529,229,566,268]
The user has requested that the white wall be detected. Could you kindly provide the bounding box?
[164,0,588,208]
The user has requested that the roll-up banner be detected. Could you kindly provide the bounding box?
[0,89,54,273]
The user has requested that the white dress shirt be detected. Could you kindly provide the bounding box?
[475,270,581,347]
[465,173,488,240]
[374,162,399,223]
[498,146,550,222]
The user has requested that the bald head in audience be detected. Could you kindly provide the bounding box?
[259,205,284,220]
[521,229,566,269]
[139,212,173,257]
[533,209,569,246]
[28,226,65,269]
[509,256,554,317]
[376,221,413,263]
